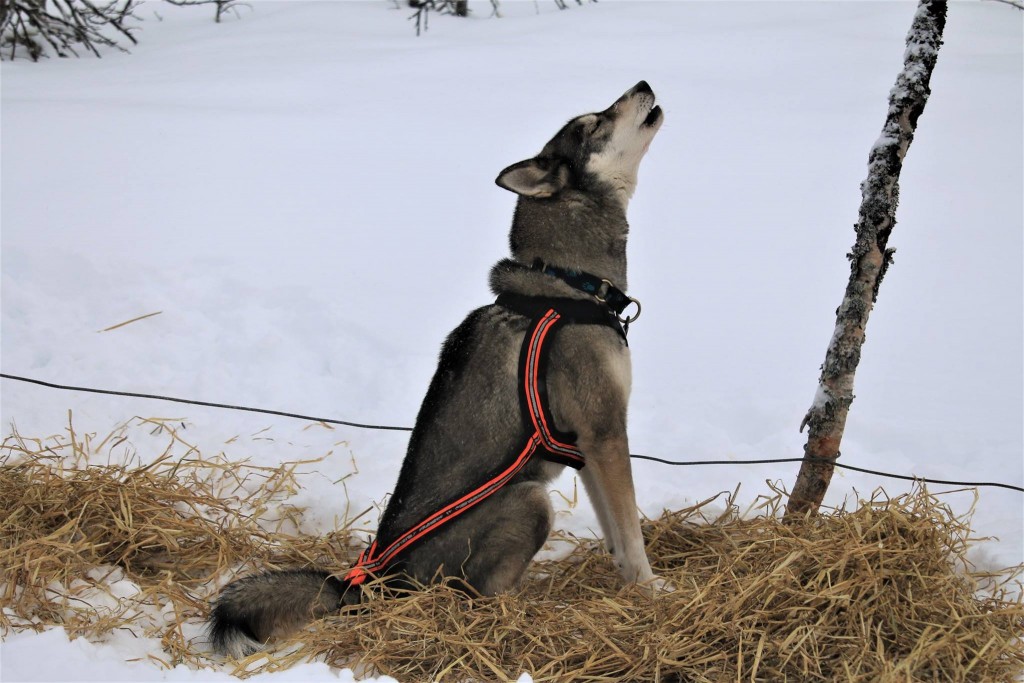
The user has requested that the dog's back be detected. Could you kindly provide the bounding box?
[210,304,557,656]
[369,304,560,588]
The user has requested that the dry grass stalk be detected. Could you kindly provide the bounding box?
[2,421,1022,681]
[0,418,360,669]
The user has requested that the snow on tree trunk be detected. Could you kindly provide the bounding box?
[786,0,948,517]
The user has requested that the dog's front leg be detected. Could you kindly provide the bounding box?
[578,465,617,555]
[577,432,661,588]
[550,335,670,593]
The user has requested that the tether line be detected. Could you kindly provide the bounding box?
[3,372,1021,493]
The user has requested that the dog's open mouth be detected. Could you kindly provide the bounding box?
[643,104,663,128]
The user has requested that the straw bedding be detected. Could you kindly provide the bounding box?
[2,419,1021,681]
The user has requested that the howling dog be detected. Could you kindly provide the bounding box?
[209,81,666,657]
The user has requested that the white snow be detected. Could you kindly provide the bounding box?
[1,1,1021,681]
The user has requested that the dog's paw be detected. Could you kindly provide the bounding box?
[644,575,676,596]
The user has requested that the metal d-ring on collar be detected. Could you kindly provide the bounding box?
[619,296,642,326]
[595,278,642,326]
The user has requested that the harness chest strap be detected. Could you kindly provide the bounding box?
[521,307,586,468]
[343,297,621,587]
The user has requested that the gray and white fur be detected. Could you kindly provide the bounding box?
[208,81,667,658]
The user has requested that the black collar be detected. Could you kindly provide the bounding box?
[530,258,638,321]
[495,292,627,342]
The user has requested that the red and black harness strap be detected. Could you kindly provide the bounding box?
[342,294,625,589]
[502,293,626,466]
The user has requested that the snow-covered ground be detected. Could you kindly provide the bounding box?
[2,1,1021,680]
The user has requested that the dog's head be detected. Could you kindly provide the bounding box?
[496,81,663,208]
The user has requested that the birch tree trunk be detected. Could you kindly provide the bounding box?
[786,0,948,517]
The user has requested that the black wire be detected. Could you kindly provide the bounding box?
[3,372,1022,493]
[0,372,413,432]
[629,454,1024,493]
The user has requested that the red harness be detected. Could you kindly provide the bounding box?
[343,295,623,588]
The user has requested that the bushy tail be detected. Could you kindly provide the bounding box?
[208,568,349,658]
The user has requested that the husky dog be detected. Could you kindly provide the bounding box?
[209,81,665,658]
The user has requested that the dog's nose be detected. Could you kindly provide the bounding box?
[633,80,653,95]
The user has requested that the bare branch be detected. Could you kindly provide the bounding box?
[1,0,237,61]
[409,0,595,34]
[983,0,1024,10]
[1,0,141,60]
[162,0,244,24]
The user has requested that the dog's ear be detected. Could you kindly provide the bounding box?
[495,158,568,198]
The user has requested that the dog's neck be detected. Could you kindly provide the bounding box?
[494,193,630,300]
